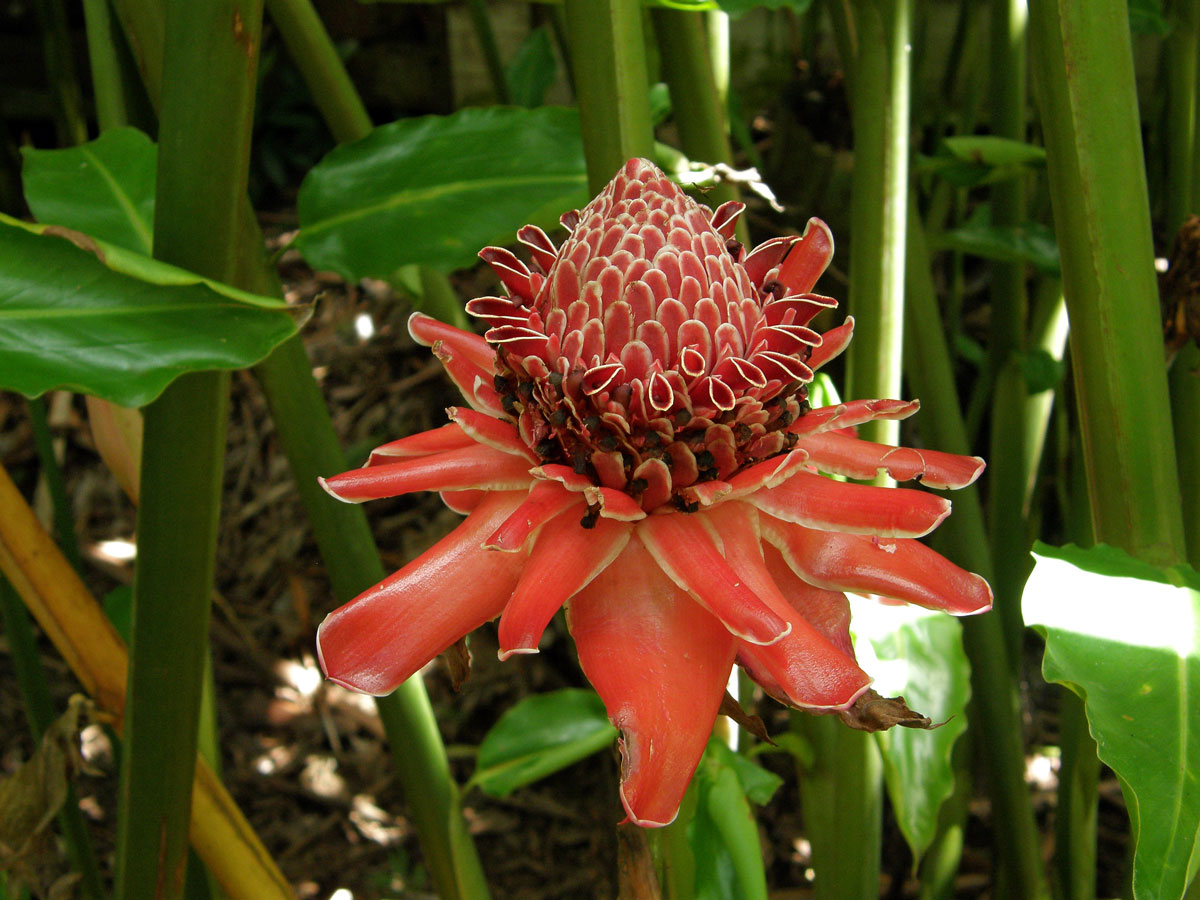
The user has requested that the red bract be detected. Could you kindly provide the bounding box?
[317,159,991,827]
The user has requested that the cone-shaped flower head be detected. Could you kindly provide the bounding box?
[317,159,991,827]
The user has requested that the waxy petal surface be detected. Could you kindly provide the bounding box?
[316,492,528,695]
[797,430,986,489]
[567,538,736,826]
[320,443,533,502]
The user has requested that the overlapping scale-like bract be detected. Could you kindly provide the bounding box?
[316,159,991,827]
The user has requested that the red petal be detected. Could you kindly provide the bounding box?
[703,503,870,708]
[808,317,854,372]
[408,312,494,371]
[748,470,952,538]
[367,423,473,466]
[638,513,790,645]
[320,444,533,503]
[725,450,810,499]
[497,514,632,658]
[760,515,993,615]
[790,399,920,437]
[485,480,580,551]
[441,490,485,513]
[316,491,528,695]
[776,217,834,295]
[567,538,736,826]
[447,407,535,461]
[797,431,986,489]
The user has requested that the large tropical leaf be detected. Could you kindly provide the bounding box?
[0,217,301,407]
[851,598,971,865]
[295,106,588,278]
[469,688,616,797]
[1023,542,1200,900]
[21,127,157,254]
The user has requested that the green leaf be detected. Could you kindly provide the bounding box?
[704,740,782,806]
[1018,348,1065,394]
[936,221,1061,276]
[687,739,772,900]
[295,106,589,278]
[943,135,1046,169]
[0,216,301,407]
[851,599,971,865]
[712,0,812,14]
[21,128,157,255]
[1023,543,1200,900]
[469,689,616,797]
[504,27,557,108]
[1129,0,1170,35]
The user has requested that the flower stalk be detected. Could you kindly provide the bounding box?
[1029,0,1187,567]
[115,2,261,897]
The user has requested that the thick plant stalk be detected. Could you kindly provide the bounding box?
[905,213,1049,899]
[1166,0,1200,568]
[97,1,493,894]
[264,0,373,142]
[0,578,105,900]
[466,0,510,104]
[115,2,262,897]
[841,0,910,446]
[81,0,153,134]
[796,4,910,893]
[0,464,294,900]
[986,0,1031,671]
[793,713,883,900]
[651,7,740,218]
[563,0,655,193]
[1029,0,1187,566]
[33,0,88,145]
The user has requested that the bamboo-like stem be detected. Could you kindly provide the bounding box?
[1029,0,1187,566]
[986,0,1031,672]
[265,0,373,143]
[80,0,153,134]
[467,0,511,104]
[842,0,909,449]
[704,11,730,109]
[650,7,745,242]
[563,0,655,193]
[0,578,105,900]
[1166,0,1200,568]
[905,212,1049,899]
[792,713,883,900]
[0,463,294,900]
[115,1,262,897]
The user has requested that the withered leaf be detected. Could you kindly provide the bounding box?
[836,689,936,733]
[718,690,775,745]
[442,635,471,691]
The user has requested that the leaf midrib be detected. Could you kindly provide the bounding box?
[80,143,154,254]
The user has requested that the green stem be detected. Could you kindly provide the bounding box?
[986,0,1031,673]
[1054,688,1099,900]
[905,211,1049,899]
[658,782,698,900]
[26,398,80,573]
[115,1,262,897]
[0,578,105,900]
[791,713,883,900]
[841,0,910,449]
[1166,0,1200,568]
[265,0,373,144]
[467,0,511,104]
[1029,0,1187,566]
[916,736,970,900]
[563,0,655,192]
[81,0,155,134]
[651,6,745,240]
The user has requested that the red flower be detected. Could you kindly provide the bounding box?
[317,159,990,826]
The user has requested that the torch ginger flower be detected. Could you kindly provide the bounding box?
[317,159,991,827]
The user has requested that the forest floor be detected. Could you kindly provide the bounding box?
[0,228,1130,900]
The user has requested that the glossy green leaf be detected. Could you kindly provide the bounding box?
[851,598,971,865]
[469,688,616,797]
[505,27,557,108]
[295,106,588,277]
[705,739,782,806]
[21,127,157,254]
[936,221,1060,276]
[943,135,1046,169]
[1023,543,1200,900]
[0,216,301,407]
